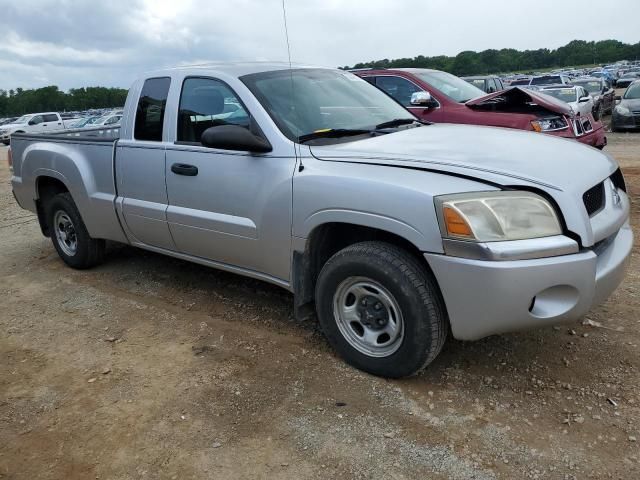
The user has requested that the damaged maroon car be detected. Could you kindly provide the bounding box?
[355,68,607,149]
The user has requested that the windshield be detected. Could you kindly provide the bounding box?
[466,79,485,89]
[531,76,562,86]
[572,80,602,94]
[240,68,415,142]
[411,70,484,102]
[624,83,640,99]
[14,115,30,124]
[541,88,578,103]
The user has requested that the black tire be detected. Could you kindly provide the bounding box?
[315,241,447,378]
[45,192,105,269]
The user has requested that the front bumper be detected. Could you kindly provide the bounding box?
[425,223,633,341]
[549,124,607,148]
[612,112,640,130]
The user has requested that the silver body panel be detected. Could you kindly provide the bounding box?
[9,63,632,341]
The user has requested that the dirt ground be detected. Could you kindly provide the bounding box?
[0,126,638,479]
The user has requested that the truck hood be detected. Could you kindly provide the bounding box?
[309,123,623,246]
[465,87,573,116]
[309,123,616,191]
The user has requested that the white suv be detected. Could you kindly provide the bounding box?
[0,112,64,144]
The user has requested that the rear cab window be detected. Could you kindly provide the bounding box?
[135,77,171,141]
[43,114,59,123]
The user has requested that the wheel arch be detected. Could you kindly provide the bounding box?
[292,221,442,320]
[35,175,71,237]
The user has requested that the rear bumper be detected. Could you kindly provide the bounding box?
[425,223,633,341]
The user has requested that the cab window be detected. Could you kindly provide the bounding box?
[135,77,171,142]
[177,77,250,143]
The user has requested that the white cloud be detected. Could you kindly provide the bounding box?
[0,0,638,91]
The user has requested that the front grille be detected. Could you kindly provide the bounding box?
[583,182,605,216]
[610,168,627,193]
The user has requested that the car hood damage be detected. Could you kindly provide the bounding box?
[309,123,615,192]
[465,87,573,117]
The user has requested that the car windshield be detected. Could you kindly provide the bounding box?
[510,79,531,86]
[240,68,416,143]
[624,83,640,99]
[466,79,485,89]
[531,76,562,85]
[573,80,601,94]
[411,70,485,102]
[14,115,30,124]
[541,88,578,103]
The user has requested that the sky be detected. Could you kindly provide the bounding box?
[0,0,638,91]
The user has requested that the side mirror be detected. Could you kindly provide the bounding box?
[410,91,438,108]
[28,119,37,126]
[615,95,622,102]
[201,125,272,153]
[578,96,590,103]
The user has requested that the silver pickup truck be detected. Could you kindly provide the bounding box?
[9,63,632,378]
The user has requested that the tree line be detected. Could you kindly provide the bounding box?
[0,86,128,117]
[343,39,640,76]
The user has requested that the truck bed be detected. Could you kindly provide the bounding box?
[10,126,129,244]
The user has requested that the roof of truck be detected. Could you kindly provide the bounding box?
[155,61,325,78]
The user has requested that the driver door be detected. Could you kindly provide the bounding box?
[164,77,295,282]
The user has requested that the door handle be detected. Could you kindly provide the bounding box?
[171,163,198,176]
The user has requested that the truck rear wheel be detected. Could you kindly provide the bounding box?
[46,192,105,269]
[315,241,447,378]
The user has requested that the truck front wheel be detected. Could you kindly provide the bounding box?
[315,241,447,378]
[46,192,105,269]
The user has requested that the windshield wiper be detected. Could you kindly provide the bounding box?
[374,118,419,130]
[298,128,371,144]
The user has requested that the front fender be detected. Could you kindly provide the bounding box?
[300,209,430,253]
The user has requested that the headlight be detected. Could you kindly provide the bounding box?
[615,104,630,115]
[530,116,569,132]
[436,192,562,242]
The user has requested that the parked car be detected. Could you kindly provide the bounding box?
[616,72,640,89]
[611,80,640,132]
[461,75,505,93]
[572,77,615,118]
[70,116,101,129]
[0,117,18,126]
[0,112,65,145]
[589,70,616,87]
[529,75,572,86]
[91,114,122,127]
[507,77,532,86]
[538,85,594,118]
[355,68,606,149]
[9,64,631,378]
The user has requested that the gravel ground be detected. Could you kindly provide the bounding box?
[0,127,638,479]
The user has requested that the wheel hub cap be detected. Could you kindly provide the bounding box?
[333,277,404,358]
[53,210,78,256]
